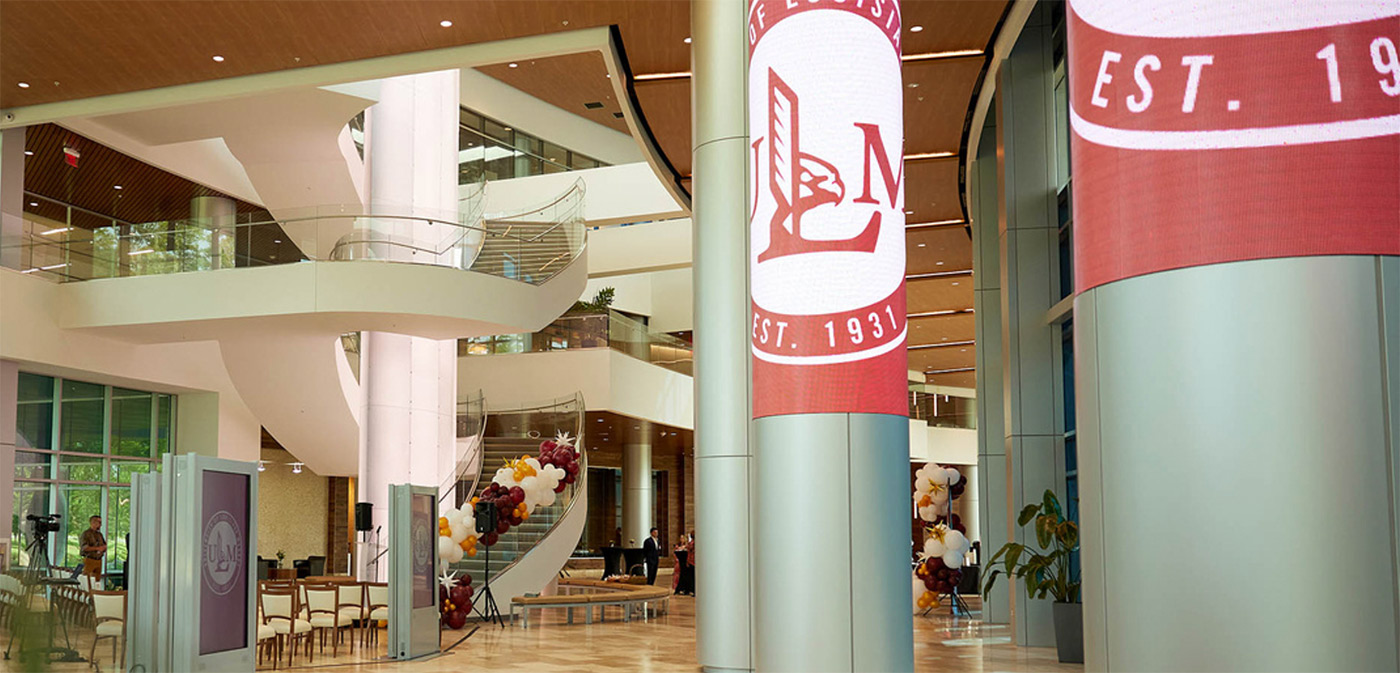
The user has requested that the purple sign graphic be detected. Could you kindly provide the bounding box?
[411,494,434,609]
[200,470,249,655]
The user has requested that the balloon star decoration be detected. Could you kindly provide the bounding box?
[435,431,582,629]
[913,463,972,611]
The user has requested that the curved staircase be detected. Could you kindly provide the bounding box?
[448,394,587,606]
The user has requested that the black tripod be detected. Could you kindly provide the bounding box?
[4,530,82,664]
[472,541,503,627]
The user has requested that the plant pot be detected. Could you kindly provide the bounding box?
[1052,602,1084,664]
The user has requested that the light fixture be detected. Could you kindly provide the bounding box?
[633,71,691,82]
[40,263,67,271]
[904,151,956,161]
[28,201,38,207]
[907,82,919,88]
[901,49,984,63]
[684,37,692,44]
[40,227,71,235]
[17,82,30,89]
[23,150,33,156]
[910,25,924,33]
[508,62,519,68]
[129,249,153,256]
[113,185,122,190]
[904,209,914,215]
[951,282,960,286]
[257,460,267,472]
[212,55,225,62]
[290,462,304,474]
[440,19,453,27]
[917,243,926,248]
[936,261,945,266]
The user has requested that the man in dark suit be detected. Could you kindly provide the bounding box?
[642,527,661,585]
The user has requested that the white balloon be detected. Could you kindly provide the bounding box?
[541,489,557,507]
[944,530,968,553]
[941,550,963,569]
[449,520,469,543]
[446,543,464,565]
[923,538,946,558]
[932,490,949,505]
[945,467,961,486]
[525,458,542,471]
[438,536,455,560]
[520,475,540,494]
[918,505,939,522]
[929,469,950,486]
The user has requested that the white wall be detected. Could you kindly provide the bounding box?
[911,426,977,466]
[483,163,685,227]
[580,267,693,334]
[0,268,260,461]
[587,218,691,277]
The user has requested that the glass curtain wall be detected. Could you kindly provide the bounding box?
[1050,2,1080,579]
[11,372,175,577]
[458,108,604,184]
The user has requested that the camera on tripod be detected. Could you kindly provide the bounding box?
[26,514,61,536]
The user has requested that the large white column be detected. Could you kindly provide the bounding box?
[189,195,234,269]
[621,443,652,548]
[356,71,461,580]
[691,1,755,671]
[0,127,24,270]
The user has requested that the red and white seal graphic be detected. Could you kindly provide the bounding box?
[748,0,907,418]
[1068,0,1400,292]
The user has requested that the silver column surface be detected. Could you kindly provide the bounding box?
[621,443,653,548]
[755,413,914,672]
[691,0,754,670]
[1076,256,1400,671]
[189,195,234,269]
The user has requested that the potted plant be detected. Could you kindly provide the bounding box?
[982,489,1082,663]
[275,549,286,568]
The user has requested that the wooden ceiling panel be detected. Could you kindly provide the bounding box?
[582,411,692,457]
[903,159,963,224]
[633,79,692,177]
[908,312,975,347]
[907,275,973,313]
[907,344,975,373]
[478,53,630,135]
[903,58,986,154]
[21,123,263,226]
[906,225,973,275]
[902,1,1009,54]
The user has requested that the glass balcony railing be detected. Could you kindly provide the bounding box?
[909,389,977,430]
[3,181,585,287]
[462,309,693,376]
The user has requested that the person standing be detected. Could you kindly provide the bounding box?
[79,515,107,580]
[642,527,661,585]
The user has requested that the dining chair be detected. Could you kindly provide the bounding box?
[261,584,313,666]
[88,590,126,672]
[335,583,365,651]
[303,583,352,656]
[363,582,389,650]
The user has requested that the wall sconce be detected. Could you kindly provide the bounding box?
[257,460,267,472]
[290,462,305,474]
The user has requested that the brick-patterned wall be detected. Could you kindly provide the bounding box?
[325,477,352,574]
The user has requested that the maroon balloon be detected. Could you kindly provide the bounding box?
[510,487,526,504]
[444,609,467,630]
[922,575,937,590]
[450,585,472,608]
[496,519,510,535]
[553,482,567,493]
[485,531,499,546]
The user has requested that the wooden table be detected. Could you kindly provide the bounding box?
[268,568,297,581]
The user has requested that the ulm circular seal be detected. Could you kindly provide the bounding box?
[411,518,432,572]
[202,511,244,596]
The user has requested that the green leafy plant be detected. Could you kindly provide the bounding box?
[275,549,286,564]
[982,489,1080,603]
[570,286,616,314]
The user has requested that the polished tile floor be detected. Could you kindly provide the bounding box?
[3,587,1079,673]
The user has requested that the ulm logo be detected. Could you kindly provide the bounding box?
[752,68,903,263]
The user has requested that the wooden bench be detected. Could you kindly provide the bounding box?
[510,578,672,628]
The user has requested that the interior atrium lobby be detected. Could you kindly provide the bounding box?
[1,1,1397,672]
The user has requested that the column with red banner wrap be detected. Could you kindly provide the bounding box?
[1069,2,1400,670]
[748,0,913,670]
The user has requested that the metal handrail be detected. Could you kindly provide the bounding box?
[440,389,488,508]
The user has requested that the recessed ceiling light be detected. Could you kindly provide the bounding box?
[917,243,926,248]
[941,337,948,341]
[911,25,924,33]
[907,82,919,88]
[113,185,122,190]
[508,62,518,68]
[29,201,37,207]
[684,37,692,44]
[960,348,967,352]
[17,82,30,89]
[951,282,959,286]
[212,55,225,63]
[274,239,282,244]
[440,20,453,27]
[904,209,914,214]
[24,150,33,156]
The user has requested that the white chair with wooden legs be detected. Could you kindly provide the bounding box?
[335,583,365,652]
[363,583,389,651]
[304,583,352,657]
[88,590,126,672]
[261,585,313,666]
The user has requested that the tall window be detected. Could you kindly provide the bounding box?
[458,108,605,184]
[1051,0,1080,581]
[11,373,175,576]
